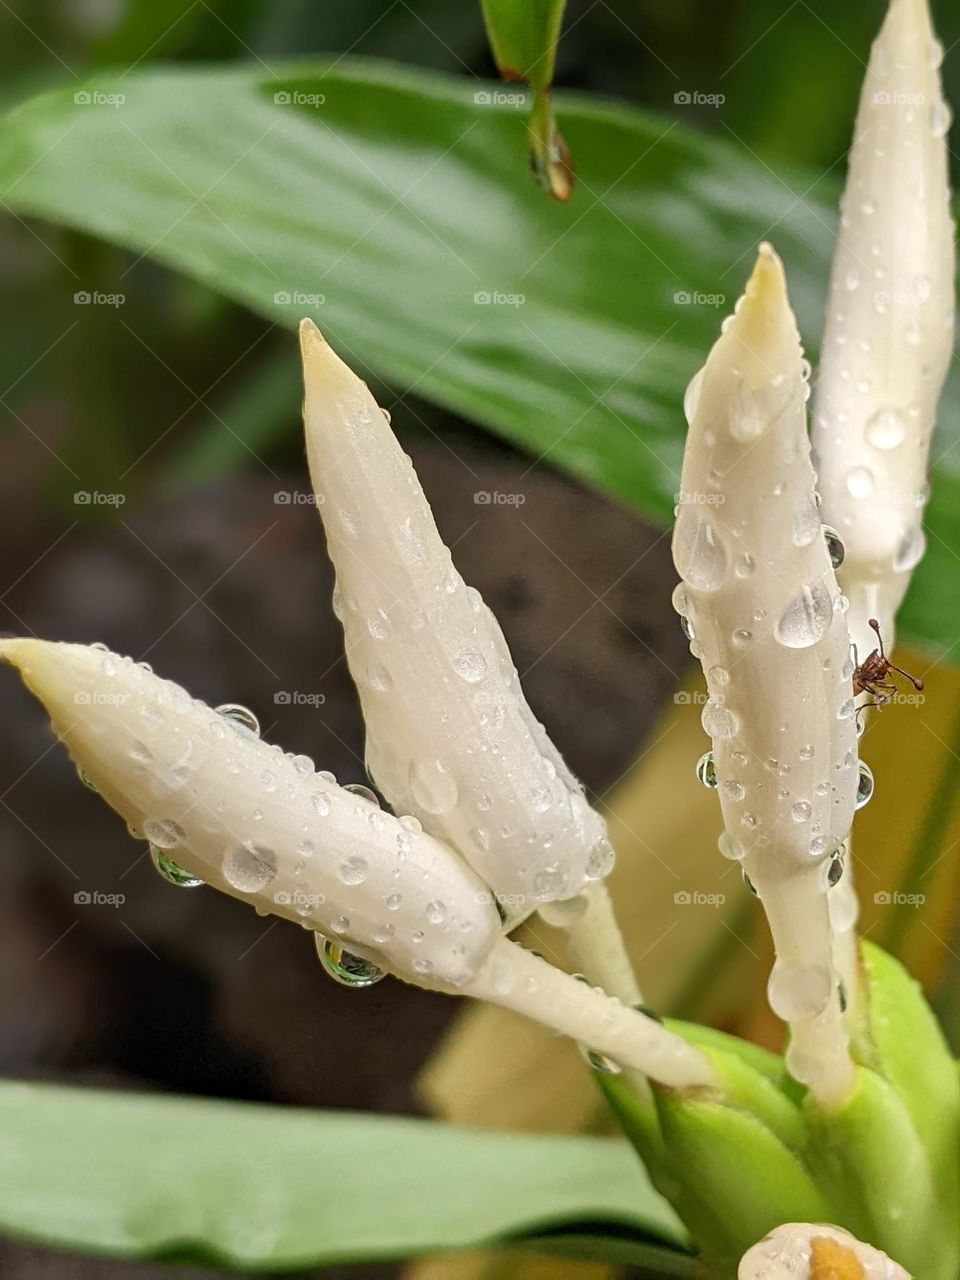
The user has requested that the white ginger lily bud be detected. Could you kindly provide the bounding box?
[673,245,858,1104]
[0,637,498,986]
[812,0,954,658]
[299,319,612,918]
[0,637,713,1087]
[739,1222,909,1279]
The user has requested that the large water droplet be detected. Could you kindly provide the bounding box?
[585,836,615,881]
[533,863,570,901]
[453,649,487,683]
[150,846,203,888]
[767,962,831,1021]
[719,832,744,861]
[775,582,833,649]
[316,936,386,987]
[701,697,738,739]
[673,512,728,592]
[894,526,926,572]
[822,525,845,569]
[855,761,875,810]
[337,855,369,886]
[865,406,907,450]
[143,818,186,850]
[932,100,953,138]
[409,758,459,814]
[215,703,260,736]
[845,467,875,499]
[345,782,380,808]
[683,367,704,424]
[222,842,278,893]
[791,800,812,823]
[696,751,718,788]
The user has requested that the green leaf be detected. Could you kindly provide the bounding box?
[1,60,958,652]
[0,1081,690,1270]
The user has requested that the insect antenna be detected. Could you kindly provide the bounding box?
[867,618,924,690]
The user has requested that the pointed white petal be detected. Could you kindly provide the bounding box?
[673,246,857,1102]
[739,1222,909,1278]
[299,320,611,916]
[812,0,954,657]
[0,638,498,986]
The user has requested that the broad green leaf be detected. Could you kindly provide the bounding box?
[0,1081,690,1270]
[0,61,958,652]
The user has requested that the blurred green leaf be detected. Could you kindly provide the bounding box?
[0,1081,690,1269]
[0,60,957,652]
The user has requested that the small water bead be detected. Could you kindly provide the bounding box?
[528,783,553,813]
[385,892,403,911]
[741,812,758,830]
[78,768,98,792]
[731,628,752,648]
[929,36,945,69]
[845,467,875,499]
[683,367,704,424]
[345,782,380,808]
[311,792,331,818]
[671,582,689,616]
[316,936,386,988]
[718,832,744,861]
[791,801,812,823]
[708,665,730,688]
[825,851,845,888]
[855,761,875,809]
[822,525,845,569]
[735,554,755,579]
[679,613,695,641]
[143,818,186,850]
[838,698,855,721]
[338,855,369,886]
[864,406,907,451]
[291,754,313,777]
[799,744,814,761]
[721,780,745,802]
[844,269,860,292]
[223,842,278,893]
[150,846,203,888]
[696,751,718,789]
[931,100,953,139]
[742,869,758,896]
[701,698,738,740]
[215,703,260,736]
[409,758,459,815]
[729,382,765,443]
[767,962,831,1022]
[260,769,278,794]
[331,914,351,934]
[775,582,832,649]
[809,835,827,857]
[368,663,392,692]
[367,609,392,640]
[425,900,446,924]
[792,502,820,548]
[585,835,615,881]
[533,864,570,900]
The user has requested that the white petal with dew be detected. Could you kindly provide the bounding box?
[299,319,611,918]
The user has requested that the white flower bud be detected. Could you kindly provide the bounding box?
[0,637,713,1088]
[739,1222,909,1279]
[299,319,612,917]
[673,245,857,1103]
[0,638,498,986]
[812,0,954,657]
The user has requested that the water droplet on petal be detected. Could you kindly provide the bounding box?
[729,382,765,443]
[409,759,459,814]
[856,761,874,809]
[696,751,718,788]
[683,367,704,424]
[316,936,385,987]
[894,526,926,572]
[791,801,812,823]
[216,703,260,736]
[222,842,278,893]
[792,502,820,547]
[338,855,369,886]
[150,846,203,888]
[673,511,728,593]
[822,525,845,569]
[701,698,738,739]
[533,864,569,901]
[719,832,744,861]
[845,467,875,499]
[932,100,953,138]
[581,1045,623,1075]
[865,406,907,450]
[453,648,487,683]
[825,850,845,888]
[143,818,186,850]
[775,582,833,649]
[767,962,831,1021]
[585,835,615,880]
[345,782,380,808]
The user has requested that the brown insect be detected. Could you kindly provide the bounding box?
[852,618,924,720]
